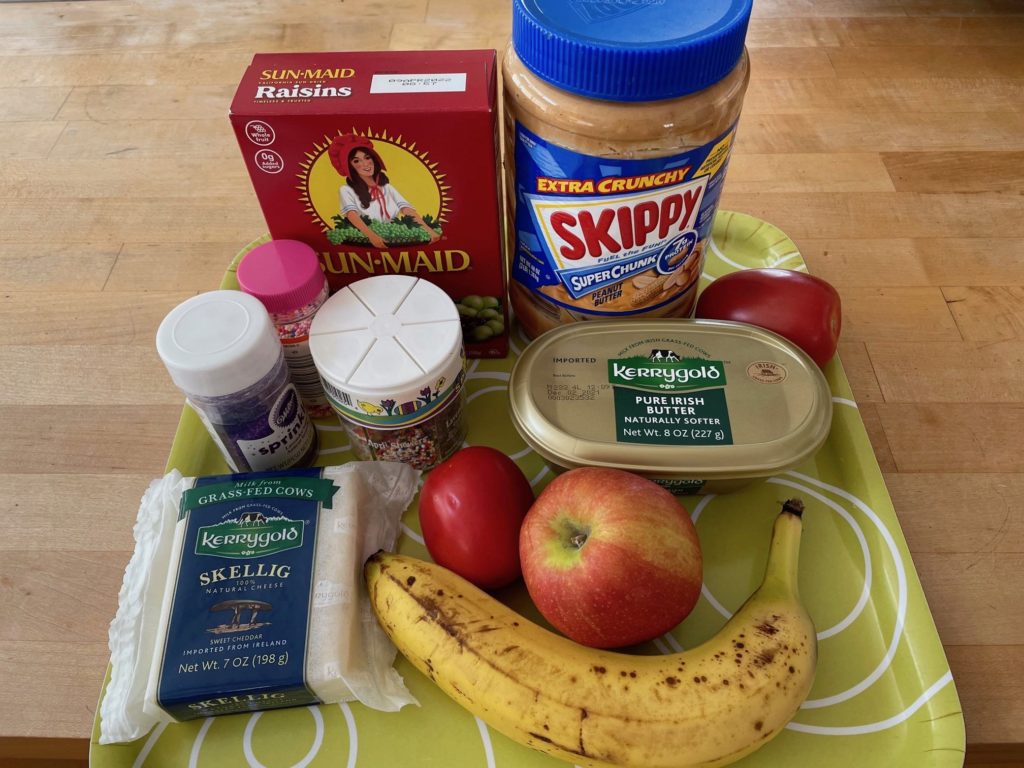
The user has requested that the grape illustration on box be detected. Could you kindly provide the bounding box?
[325,133,443,248]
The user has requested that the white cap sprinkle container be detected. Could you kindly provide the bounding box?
[309,275,467,470]
[156,290,317,472]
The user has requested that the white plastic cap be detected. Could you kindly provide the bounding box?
[156,290,282,398]
[309,276,463,424]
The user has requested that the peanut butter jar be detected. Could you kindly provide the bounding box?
[503,0,752,339]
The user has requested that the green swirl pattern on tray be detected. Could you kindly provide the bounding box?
[90,212,965,768]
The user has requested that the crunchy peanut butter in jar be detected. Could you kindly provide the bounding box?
[503,0,752,339]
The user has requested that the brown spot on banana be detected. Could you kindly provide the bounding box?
[578,708,588,756]
[381,571,552,700]
[527,732,590,759]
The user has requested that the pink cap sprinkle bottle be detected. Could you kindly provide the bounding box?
[237,239,333,419]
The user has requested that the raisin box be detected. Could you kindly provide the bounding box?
[230,50,507,357]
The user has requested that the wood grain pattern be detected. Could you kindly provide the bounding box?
[836,341,885,403]
[0,122,67,159]
[882,151,1024,194]
[0,475,152,551]
[0,642,112,741]
[0,406,183,475]
[0,158,254,200]
[884,473,1024,554]
[944,287,1024,340]
[0,87,71,122]
[0,199,263,244]
[0,51,254,88]
[947,646,1024,746]
[56,84,237,122]
[1,0,1021,760]
[743,77,1024,114]
[745,16,1024,47]
[914,553,1024,646]
[105,241,250,292]
[0,243,119,292]
[868,341,1024,402]
[0,292,197,346]
[832,287,962,342]
[877,404,1024,473]
[726,153,895,192]
[720,192,1024,237]
[854,403,899,473]
[797,239,1024,287]
[49,118,237,159]
[827,46,1024,78]
[0,552,128,644]
[733,112,1024,152]
[0,347,182,405]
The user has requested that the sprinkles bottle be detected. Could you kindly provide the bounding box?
[309,275,467,470]
[237,239,333,419]
[156,291,318,472]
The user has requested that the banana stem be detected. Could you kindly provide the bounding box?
[761,499,805,597]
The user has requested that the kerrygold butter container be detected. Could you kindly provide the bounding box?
[509,319,832,494]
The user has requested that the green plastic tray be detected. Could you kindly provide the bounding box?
[90,212,965,768]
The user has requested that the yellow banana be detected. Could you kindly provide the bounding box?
[365,499,816,768]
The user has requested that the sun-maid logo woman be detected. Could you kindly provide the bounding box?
[297,128,452,248]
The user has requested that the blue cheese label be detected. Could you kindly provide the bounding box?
[156,469,337,720]
[511,122,736,319]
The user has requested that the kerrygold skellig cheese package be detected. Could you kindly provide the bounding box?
[100,462,419,744]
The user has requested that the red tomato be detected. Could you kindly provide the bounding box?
[419,446,534,590]
[695,268,842,369]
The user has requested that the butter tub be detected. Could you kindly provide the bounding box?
[508,319,832,494]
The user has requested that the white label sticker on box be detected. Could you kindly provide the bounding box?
[370,73,467,94]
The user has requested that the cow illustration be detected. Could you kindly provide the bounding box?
[238,512,267,526]
[649,349,680,362]
[358,400,385,416]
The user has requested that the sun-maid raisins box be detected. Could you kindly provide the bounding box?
[230,51,507,357]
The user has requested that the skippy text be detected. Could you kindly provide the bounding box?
[532,176,707,263]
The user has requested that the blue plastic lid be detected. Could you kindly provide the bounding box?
[512,0,753,102]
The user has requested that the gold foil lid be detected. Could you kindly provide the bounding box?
[509,319,832,480]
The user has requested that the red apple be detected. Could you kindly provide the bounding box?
[519,467,702,649]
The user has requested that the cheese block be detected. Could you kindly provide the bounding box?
[100,462,419,745]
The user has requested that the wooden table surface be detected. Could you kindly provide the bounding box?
[1,0,1022,765]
